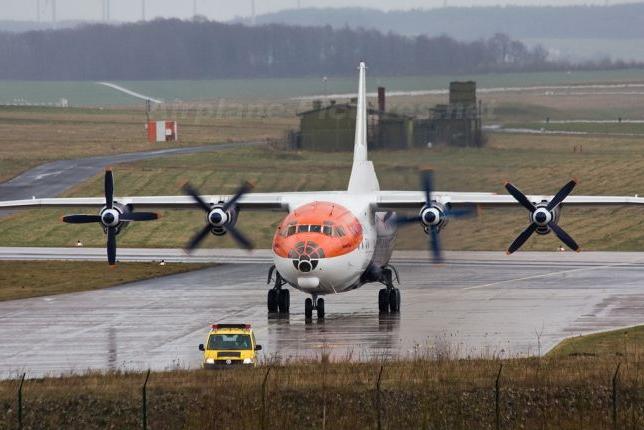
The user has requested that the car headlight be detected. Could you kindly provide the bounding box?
[206,358,215,364]
[243,358,253,364]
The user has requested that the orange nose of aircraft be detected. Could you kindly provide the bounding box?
[272,201,363,273]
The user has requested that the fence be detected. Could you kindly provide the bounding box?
[4,362,643,429]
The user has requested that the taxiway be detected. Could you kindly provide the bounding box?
[0,251,643,378]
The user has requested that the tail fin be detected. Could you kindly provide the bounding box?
[347,62,380,193]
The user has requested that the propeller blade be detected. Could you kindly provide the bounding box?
[183,183,212,213]
[107,227,117,265]
[429,226,442,263]
[186,224,212,252]
[120,212,158,222]
[549,222,580,252]
[421,170,433,205]
[445,206,477,219]
[507,223,538,254]
[62,215,102,224]
[546,180,577,211]
[225,224,254,251]
[505,182,537,213]
[105,170,114,209]
[394,214,422,226]
[222,182,254,212]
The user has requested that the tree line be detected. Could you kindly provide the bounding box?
[256,4,644,40]
[0,19,637,81]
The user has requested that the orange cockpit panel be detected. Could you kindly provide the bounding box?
[272,201,363,259]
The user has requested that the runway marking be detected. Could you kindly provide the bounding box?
[97,82,163,104]
[462,261,643,290]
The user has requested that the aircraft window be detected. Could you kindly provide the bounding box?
[335,226,346,237]
[287,225,297,236]
[322,226,332,236]
[297,225,309,233]
[310,225,322,233]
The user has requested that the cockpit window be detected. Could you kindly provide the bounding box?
[287,225,297,236]
[322,225,332,236]
[335,226,346,237]
[297,225,309,233]
[310,225,322,233]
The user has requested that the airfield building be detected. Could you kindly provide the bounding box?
[291,82,483,151]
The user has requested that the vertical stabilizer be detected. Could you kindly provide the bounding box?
[348,62,380,193]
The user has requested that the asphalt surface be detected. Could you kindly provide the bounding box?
[0,141,262,216]
[1,250,643,379]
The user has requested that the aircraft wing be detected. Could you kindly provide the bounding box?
[0,194,288,211]
[374,191,644,210]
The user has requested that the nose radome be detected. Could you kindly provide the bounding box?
[534,211,548,224]
[299,260,312,272]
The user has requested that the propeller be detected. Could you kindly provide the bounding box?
[183,182,254,252]
[505,180,579,254]
[62,169,159,265]
[395,169,476,263]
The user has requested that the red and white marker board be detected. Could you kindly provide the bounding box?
[147,121,178,143]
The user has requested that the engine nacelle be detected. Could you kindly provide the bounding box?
[206,204,238,236]
[99,202,128,234]
[531,200,561,235]
[420,203,449,234]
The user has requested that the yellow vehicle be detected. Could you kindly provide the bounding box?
[198,324,262,368]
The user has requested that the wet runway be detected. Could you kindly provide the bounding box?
[1,251,644,379]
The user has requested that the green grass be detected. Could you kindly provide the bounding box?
[0,261,212,301]
[2,69,643,106]
[548,325,644,361]
[2,133,644,251]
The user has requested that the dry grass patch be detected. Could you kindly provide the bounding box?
[0,354,642,429]
[0,105,295,182]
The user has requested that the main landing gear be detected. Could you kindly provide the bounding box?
[267,266,289,314]
[305,294,325,321]
[378,267,401,314]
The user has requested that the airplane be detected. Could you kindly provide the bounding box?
[2,62,644,320]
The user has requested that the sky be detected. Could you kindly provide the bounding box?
[3,0,641,23]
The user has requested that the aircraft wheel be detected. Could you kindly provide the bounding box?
[304,298,313,320]
[378,288,389,313]
[389,288,401,313]
[267,289,278,313]
[278,289,290,313]
[316,298,325,319]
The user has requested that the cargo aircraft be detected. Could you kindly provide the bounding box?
[2,62,644,319]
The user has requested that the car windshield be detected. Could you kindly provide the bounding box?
[207,334,252,350]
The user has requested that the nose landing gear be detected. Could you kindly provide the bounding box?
[305,295,325,320]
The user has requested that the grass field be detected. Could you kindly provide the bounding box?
[0,326,641,429]
[549,325,644,361]
[1,68,643,106]
[1,133,643,251]
[0,106,295,182]
[0,261,211,301]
